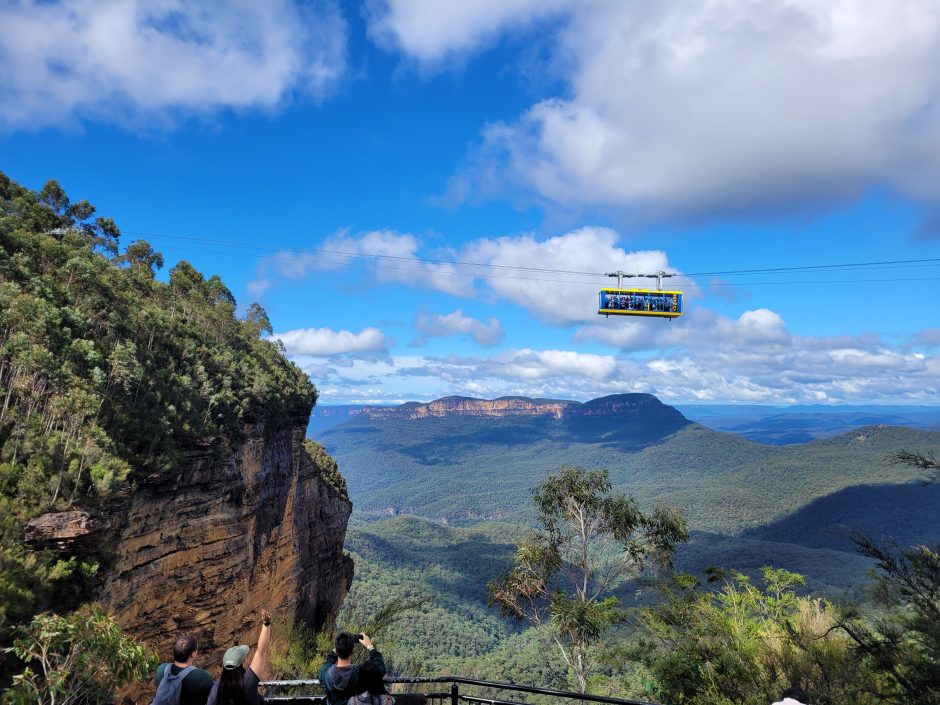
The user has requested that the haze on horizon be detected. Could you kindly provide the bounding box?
[2,0,939,406]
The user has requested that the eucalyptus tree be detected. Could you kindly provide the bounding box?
[488,465,687,693]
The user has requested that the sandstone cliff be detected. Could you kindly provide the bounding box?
[360,393,686,422]
[28,417,353,696]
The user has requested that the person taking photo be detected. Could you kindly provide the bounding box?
[319,632,385,705]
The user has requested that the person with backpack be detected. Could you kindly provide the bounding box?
[152,635,214,705]
[206,608,273,705]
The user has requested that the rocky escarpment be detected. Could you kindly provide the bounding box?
[361,393,687,422]
[29,417,353,695]
[104,418,352,660]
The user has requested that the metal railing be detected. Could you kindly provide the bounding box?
[259,676,659,705]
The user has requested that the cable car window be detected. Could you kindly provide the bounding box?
[598,288,683,319]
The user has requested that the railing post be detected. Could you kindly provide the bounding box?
[450,683,459,705]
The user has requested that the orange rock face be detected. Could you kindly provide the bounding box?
[360,393,677,421]
[363,396,571,419]
[99,419,353,698]
[24,509,110,552]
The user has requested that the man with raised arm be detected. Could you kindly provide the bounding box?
[319,632,386,705]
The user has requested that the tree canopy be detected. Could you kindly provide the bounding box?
[488,465,687,693]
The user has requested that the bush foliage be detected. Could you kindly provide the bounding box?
[0,171,321,689]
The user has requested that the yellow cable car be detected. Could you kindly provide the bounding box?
[598,288,683,318]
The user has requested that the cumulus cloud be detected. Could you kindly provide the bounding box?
[249,226,684,324]
[0,0,347,131]
[367,0,570,62]
[272,310,938,403]
[271,326,391,357]
[375,0,940,219]
[388,336,938,405]
[912,328,940,349]
[414,310,505,346]
[251,230,470,297]
[578,307,791,353]
[460,226,678,324]
[400,348,617,383]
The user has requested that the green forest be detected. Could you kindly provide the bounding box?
[317,410,940,703]
[331,479,939,705]
[321,414,940,534]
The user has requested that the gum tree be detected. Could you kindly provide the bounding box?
[488,465,687,693]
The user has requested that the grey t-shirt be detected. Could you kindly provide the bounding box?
[206,667,261,705]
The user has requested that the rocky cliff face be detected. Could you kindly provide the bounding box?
[361,393,686,422]
[363,396,571,419]
[78,417,353,691]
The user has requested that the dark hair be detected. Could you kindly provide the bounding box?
[335,632,358,659]
[172,636,197,663]
[217,665,248,705]
[782,686,811,704]
[358,660,388,697]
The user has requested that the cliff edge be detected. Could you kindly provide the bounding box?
[359,393,687,422]
[99,418,353,663]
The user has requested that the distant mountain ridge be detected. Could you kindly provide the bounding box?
[311,399,940,445]
[676,404,940,444]
[358,393,686,421]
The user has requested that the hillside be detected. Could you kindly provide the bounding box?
[325,395,940,694]
[0,172,352,686]
[319,399,940,534]
[340,514,879,685]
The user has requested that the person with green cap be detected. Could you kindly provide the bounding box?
[206,608,272,705]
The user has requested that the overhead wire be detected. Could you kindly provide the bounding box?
[124,229,940,287]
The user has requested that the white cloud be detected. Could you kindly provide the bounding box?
[913,328,940,349]
[460,226,676,324]
[401,348,617,383]
[577,307,792,353]
[414,310,505,346]
[367,0,570,62]
[253,230,470,297]
[0,0,347,131]
[271,326,390,357]
[377,0,940,218]
[389,338,938,404]
[250,226,684,323]
[373,305,939,404]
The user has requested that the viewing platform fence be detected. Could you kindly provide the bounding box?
[259,676,658,705]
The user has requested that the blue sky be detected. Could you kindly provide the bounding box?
[2,0,939,404]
